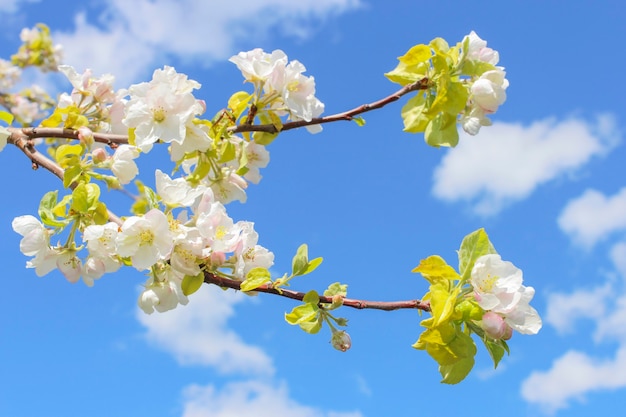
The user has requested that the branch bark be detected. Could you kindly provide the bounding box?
[203,271,431,312]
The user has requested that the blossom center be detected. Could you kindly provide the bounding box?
[139,230,155,246]
[152,106,166,123]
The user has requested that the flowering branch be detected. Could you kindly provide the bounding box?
[203,270,431,312]
[7,129,123,225]
[230,78,431,134]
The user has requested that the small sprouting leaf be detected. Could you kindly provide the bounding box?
[240,267,272,292]
[458,228,497,281]
[301,257,323,276]
[323,282,348,298]
[182,273,204,296]
[292,244,309,276]
[352,116,366,126]
[483,338,507,368]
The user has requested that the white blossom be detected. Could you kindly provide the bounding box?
[111,144,140,184]
[116,209,174,270]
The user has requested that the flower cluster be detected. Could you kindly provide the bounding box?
[459,31,509,136]
[12,171,275,314]
[470,254,541,338]
[229,48,325,133]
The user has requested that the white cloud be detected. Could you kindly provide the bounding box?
[545,284,612,334]
[52,0,361,87]
[521,348,626,414]
[432,115,620,216]
[182,379,363,417]
[0,0,39,13]
[558,188,626,249]
[137,285,274,375]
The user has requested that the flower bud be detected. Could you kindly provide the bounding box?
[92,147,108,163]
[331,330,351,352]
[78,126,94,148]
[481,311,513,340]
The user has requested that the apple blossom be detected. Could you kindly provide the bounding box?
[470,254,542,335]
[155,169,206,208]
[111,144,140,184]
[470,69,508,113]
[229,48,288,83]
[138,267,189,314]
[464,31,499,65]
[123,66,204,152]
[116,209,174,270]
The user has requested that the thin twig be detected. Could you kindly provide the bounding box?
[229,78,430,134]
[203,272,431,312]
[7,129,123,225]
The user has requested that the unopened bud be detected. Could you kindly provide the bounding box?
[78,126,94,148]
[331,330,351,352]
[92,147,108,163]
[481,311,513,340]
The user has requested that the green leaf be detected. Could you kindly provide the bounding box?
[412,255,460,284]
[458,228,497,281]
[301,257,323,276]
[298,315,323,334]
[302,289,320,305]
[70,183,89,213]
[398,44,432,65]
[323,282,348,298]
[63,164,83,188]
[182,273,204,296]
[252,131,278,146]
[38,191,66,228]
[483,338,507,368]
[0,110,14,125]
[285,302,319,326]
[424,113,459,147]
[352,116,366,127]
[240,267,272,292]
[439,356,475,384]
[401,94,430,133]
[292,244,309,276]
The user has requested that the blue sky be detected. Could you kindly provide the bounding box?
[1,0,625,416]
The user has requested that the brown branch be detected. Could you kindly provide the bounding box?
[229,78,431,134]
[7,128,123,225]
[203,271,431,312]
[14,127,129,146]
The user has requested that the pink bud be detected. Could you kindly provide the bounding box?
[92,147,108,163]
[481,311,512,340]
[78,126,94,147]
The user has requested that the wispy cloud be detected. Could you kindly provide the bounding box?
[522,238,626,413]
[558,188,626,249]
[182,379,363,417]
[0,0,39,13]
[137,285,274,375]
[432,115,620,216]
[52,0,361,87]
[545,284,612,335]
[521,347,626,414]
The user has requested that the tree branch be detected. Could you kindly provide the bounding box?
[229,78,430,134]
[203,271,431,312]
[7,128,123,225]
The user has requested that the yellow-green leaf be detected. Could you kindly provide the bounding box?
[240,267,272,292]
